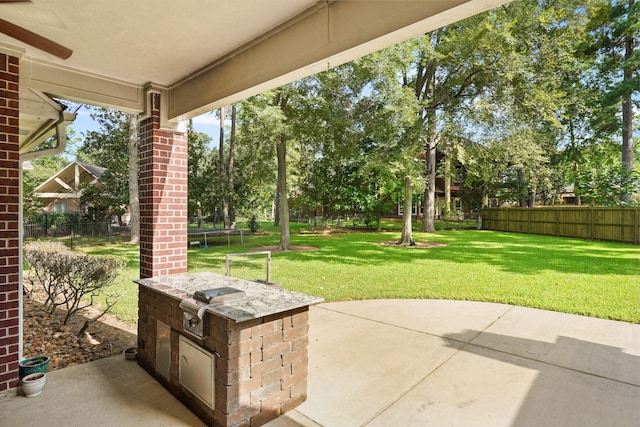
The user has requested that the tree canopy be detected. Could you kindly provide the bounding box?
[185,0,638,235]
[61,0,638,238]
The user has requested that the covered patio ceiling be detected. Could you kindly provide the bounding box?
[2,0,510,136]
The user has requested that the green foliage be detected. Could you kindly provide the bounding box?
[581,0,638,202]
[187,125,216,224]
[234,96,279,215]
[79,170,128,221]
[576,165,640,206]
[76,108,131,222]
[26,212,82,227]
[204,0,637,221]
[77,108,130,172]
[582,0,639,136]
[24,241,127,334]
[246,215,260,233]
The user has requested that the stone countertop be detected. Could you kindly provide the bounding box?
[135,272,323,323]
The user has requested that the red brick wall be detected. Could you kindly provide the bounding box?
[0,53,21,395]
[139,92,188,278]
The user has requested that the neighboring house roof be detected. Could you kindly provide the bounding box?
[33,161,107,200]
[77,161,107,180]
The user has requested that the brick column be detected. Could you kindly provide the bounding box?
[0,53,20,396]
[139,92,188,278]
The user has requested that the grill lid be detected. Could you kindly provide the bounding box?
[193,287,246,304]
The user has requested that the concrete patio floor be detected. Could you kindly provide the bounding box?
[1,300,638,427]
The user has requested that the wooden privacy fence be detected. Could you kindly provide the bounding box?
[482,207,640,245]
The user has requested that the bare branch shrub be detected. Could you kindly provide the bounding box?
[24,242,127,335]
[24,242,70,313]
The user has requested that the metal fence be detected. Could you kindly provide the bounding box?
[482,207,640,245]
[23,221,131,248]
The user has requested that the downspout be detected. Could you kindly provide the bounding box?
[18,110,76,361]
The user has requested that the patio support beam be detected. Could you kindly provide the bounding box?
[139,91,188,278]
[0,52,21,396]
[13,1,509,123]
[167,0,509,120]
[20,58,145,114]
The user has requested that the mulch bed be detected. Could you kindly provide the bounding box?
[378,241,447,248]
[22,284,137,372]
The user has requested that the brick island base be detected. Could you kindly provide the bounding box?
[136,273,320,427]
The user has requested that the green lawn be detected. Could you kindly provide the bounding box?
[79,230,639,324]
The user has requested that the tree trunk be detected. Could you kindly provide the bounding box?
[620,3,634,203]
[197,201,203,229]
[276,133,290,251]
[398,176,414,245]
[444,156,452,215]
[273,190,280,227]
[421,103,437,232]
[219,107,229,227]
[376,193,382,231]
[529,186,537,208]
[128,113,140,243]
[421,140,437,232]
[228,105,236,224]
[518,170,527,207]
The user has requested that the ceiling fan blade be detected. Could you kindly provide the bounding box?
[0,18,72,59]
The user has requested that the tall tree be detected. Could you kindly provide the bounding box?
[187,120,214,228]
[462,0,596,207]
[585,0,639,202]
[128,113,140,243]
[219,107,229,227]
[383,11,511,232]
[235,96,278,220]
[360,49,422,244]
[439,116,469,215]
[228,105,237,225]
[292,63,381,222]
[234,90,289,248]
[77,108,131,224]
[273,88,292,251]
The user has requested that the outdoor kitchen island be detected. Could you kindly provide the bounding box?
[135,272,323,427]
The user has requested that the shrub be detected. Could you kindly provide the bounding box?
[246,215,260,233]
[24,241,126,335]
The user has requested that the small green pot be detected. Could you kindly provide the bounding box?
[19,356,50,379]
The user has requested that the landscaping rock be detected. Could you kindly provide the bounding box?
[22,285,137,371]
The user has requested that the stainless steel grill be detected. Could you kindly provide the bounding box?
[179,287,245,338]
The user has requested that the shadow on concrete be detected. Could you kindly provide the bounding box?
[445,330,640,427]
